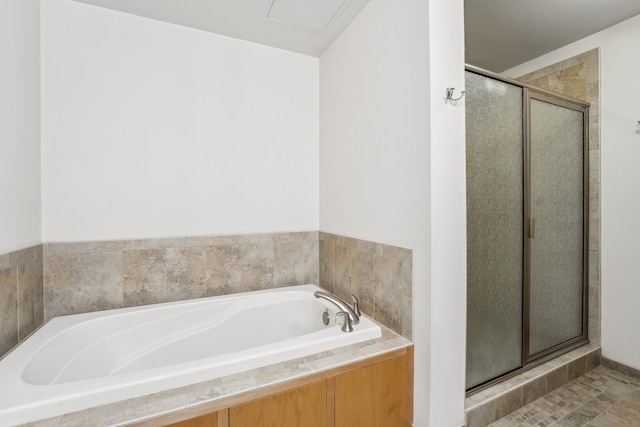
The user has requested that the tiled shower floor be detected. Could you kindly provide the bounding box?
[489,366,640,427]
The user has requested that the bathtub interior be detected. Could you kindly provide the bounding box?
[20,286,373,385]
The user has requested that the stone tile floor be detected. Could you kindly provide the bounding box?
[489,366,640,427]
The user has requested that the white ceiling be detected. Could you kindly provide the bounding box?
[74,0,640,71]
[465,0,640,72]
[73,0,370,57]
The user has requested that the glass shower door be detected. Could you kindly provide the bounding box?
[527,95,587,358]
[465,72,524,390]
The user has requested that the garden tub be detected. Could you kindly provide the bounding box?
[0,284,381,426]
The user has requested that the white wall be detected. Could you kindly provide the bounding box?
[41,0,319,242]
[0,0,41,254]
[505,14,640,371]
[427,0,467,425]
[320,0,466,425]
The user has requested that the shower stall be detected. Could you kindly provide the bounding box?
[465,66,589,393]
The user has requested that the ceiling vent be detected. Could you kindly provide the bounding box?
[266,0,350,34]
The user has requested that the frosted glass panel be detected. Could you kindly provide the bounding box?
[465,72,523,389]
[529,99,584,356]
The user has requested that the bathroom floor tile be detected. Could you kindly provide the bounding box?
[489,366,640,427]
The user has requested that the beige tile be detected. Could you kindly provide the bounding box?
[9,246,35,265]
[373,254,403,332]
[205,244,242,296]
[590,216,601,252]
[589,114,601,150]
[589,413,626,427]
[466,400,495,427]
[590,149,601,184]
[523,376,546,405]
[589,250,601,287]
[43,253,75,320]
[350,249,374,315]
[143,236,188,249]
[239,240,274,291]
[165,247,208,301]
[123,249,168,306]
[34,246,44,326]
[18,257,38,340]
[590,183,600,219]
[73,251,123,314]
[318,237,335,293]
[0,266,18,356]
[401,294,413,339]
[0,252,9,270]
[333,243,352,301]
[589,284,601,323]
[274,233,318,287]
[586,348,601,372]
[585,49,600,83]
[569,357,588,381]
[606,401,640,427]
[589,317,601,346]
[547,365,569,392]
[21,417,61,427]
[494,387,523,419]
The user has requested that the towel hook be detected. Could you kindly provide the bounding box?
[445,87,465,104]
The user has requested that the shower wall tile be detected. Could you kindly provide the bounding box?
[590,184,601,219]
[589,114,601,150]
[518,48,601,346]
[319,232,413,338]
[589,251,600,287]
[43,232,319,320]
[0,244,44,358]
[589,149,601,184]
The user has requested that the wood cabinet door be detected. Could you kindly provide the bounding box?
[165,412,217,427]
[229,380,326,427]
[335,356,407,427]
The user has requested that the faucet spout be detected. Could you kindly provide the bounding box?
[314,290,360,325]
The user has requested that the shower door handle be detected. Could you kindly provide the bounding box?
[528,218,536,239]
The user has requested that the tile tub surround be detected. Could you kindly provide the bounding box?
[319,232,413,339]
[43,232,319,320]
[16,326,411,427]
[0,244,44,356]
[466,344,601,427]
[516,48,601,346]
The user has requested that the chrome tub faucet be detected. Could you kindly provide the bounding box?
[314,290,361,332]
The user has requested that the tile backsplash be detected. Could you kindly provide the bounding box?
[0,244,44,356]
[44,232,319,320]
[319,232,413,339]
[0,231,413,358]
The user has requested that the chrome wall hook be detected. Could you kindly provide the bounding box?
[445,87,465,104]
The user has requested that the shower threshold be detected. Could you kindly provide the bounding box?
[465,344,600,427]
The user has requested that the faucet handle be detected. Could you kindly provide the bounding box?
[336,311,353,333]
[350,294,361,317]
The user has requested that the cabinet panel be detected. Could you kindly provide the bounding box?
[335,356,407,427]
[166,412,217,427]
[229,380,326,427]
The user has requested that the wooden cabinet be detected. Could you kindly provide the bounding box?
[166,412,217,427]
[132,347,412,427]
[335,356,408,427]
[229,381,326,427]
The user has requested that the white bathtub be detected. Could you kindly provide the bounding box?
[0,284,381,426]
